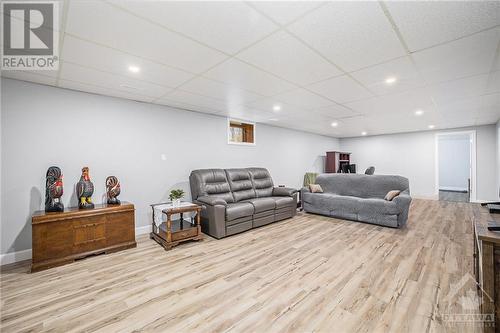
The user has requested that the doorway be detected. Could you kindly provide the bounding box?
[435,131,476,203]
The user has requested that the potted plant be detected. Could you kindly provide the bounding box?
[169,189,184,207]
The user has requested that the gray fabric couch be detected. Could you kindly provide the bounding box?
[301,174,411,228]
[190,168,298,239]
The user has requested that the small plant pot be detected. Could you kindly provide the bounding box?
[172,199,181,207]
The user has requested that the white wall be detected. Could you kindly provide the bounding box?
[1,78,339,257]
[339,126,498,201]
[438,135,470,191]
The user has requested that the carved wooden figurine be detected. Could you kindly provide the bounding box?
[106,176,121,205]
[45,166,64,212]
[77,167,94,209]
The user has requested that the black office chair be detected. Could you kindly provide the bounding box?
[365,166,375,175]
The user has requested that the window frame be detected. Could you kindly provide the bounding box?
[227,118,256,146]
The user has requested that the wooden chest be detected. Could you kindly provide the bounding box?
[473,206,500,332]
[31,202,136,272]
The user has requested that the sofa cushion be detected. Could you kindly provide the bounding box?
[225,169,256,202]
[243,197,276,213]
[271,196,295,209]
[358,198,400,215]
[315,174,409,199]
[225,202,254,221]
[248,168,274,197]
[189,169,235,203]
[303,193,360,213]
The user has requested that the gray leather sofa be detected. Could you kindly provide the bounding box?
[301,174,411,228]
[189,168,298,239]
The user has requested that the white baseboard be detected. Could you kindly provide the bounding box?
[0,225,152,266]
[439,186,468,192]
[135,225,151,236]
[0,249,32,266]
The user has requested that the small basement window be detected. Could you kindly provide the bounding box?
[228,119,255,145]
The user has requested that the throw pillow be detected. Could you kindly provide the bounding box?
[385,190,401,201]
[309,184,323,193]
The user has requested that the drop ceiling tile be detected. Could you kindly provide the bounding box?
[237,31,341,85]
[310,104,358,119]
[429,74,489,106]
[274,88,335,110]
[486,70,500,94]
[345,88,435,117]
[350,56,425,96]
[385,1,500,52]
[438,110,478,124]
[65,0,227,74]
[481,92,500,108]
[494,52,500,71]
[307,75,373,103]
[203,58,296,96]
[249,1,324,25]
[364,111,441,132]
[476,115,500,126]
[412,28,500,84]
[436,96,481,116]
[59,79,154,103]
[108,1,278,55]
[231,110,277,123]
[477,93,500,124]
[61,35,194,89]
[60,62,171,98]
[163,90,228,113]
[244,97,303,117]
[287,1,406,72]
[477,106,500,121]
[178,77,263,107]
[155,98,221,115]
[1,71,58,85]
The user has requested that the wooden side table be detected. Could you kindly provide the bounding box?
[150,203,203,250]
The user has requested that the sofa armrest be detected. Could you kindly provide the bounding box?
[393,190,412,227]
[272,187,298,197]
[300,186,310,193]
[197,203,226,239]
[196,196,227,206]
[394,193,411,207]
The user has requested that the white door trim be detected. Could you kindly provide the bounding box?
[435,130,477,202]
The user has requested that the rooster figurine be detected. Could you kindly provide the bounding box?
[45,166,64,212]
[106,176,121,205]
[77,167,94,209]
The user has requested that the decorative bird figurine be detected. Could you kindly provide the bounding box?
[106,176,121,205]
[76,167,94,209]
[45,166,64,212]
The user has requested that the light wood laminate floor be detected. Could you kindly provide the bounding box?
[1,199,479,332]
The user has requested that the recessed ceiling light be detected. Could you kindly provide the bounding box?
[415,109,424,116]
[331,121,338,127]
[385,77,397,85]
[428,124,435,129]
[272,105,281,112]
[361,131,367,136]
[128,65,140,73]
[268,118,278,121]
